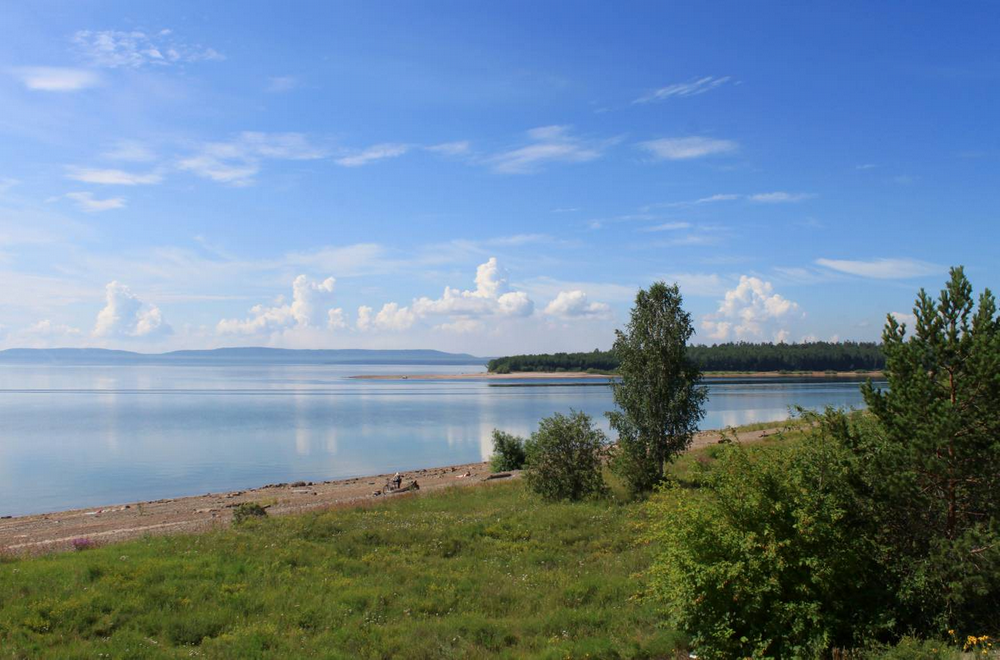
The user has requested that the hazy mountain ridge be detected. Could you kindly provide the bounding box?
[0,347,488,365]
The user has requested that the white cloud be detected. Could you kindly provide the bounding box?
[411,257,534,318]
[490,126,610,173]
[354,303,416,332]
[634,76,731,103]
[102,140,157,162]
[66,192,125,212]
[815,257,940,279]
[544,290,612,319]
[217,275,337,334]
[374,302,417,331]
[640,222,692,232]
[638,136,738,160]
[66,167,163,185]
[335,143,410,167]
[10,67,100,91]
[94,281,171,338]
[437,319,484,333]
[889,311,917,328]
[701,275,800,342]
[749,191,814,203]
[327,308,347,329]
[25,320,82,337]
[73,29,224,68]
[356,305,373,332]
[426,141,470,156]
[179,132,325,185]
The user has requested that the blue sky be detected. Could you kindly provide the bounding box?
[1,1,998,354]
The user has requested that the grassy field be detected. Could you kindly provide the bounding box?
[0,479,680,659]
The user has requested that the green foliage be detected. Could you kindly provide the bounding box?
[858,266,1000,633]
[488,429,527,472]
[523,411,608,501]
[608,282,707,495]
[647,432,892,659]
[864,637,959,660]
[645,269,1000,657]
[0,481,678,659]
[232,501,268,525]
[486,341,886,374]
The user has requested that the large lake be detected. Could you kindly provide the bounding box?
[0,364,877,516]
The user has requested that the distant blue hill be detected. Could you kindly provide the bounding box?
[0,347,488,366]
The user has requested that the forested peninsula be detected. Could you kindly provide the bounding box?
[487,341,885,374]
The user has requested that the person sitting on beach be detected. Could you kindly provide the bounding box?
[392,473,403,490]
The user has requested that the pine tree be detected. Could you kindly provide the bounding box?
[861,266,1000,630]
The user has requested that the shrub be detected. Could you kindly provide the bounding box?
[523,411,607,501]
[232,502,268,525]
[646,429,893,659]
[489,429,527,472]
[71,537,96,551]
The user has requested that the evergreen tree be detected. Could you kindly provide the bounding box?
[861,266,1000,631]
[608,282,707,495]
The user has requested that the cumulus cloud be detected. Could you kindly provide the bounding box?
[179,132,325,186]
[544,290,612,319]
[815,257,941,279]
[66,191,125,212]
[73,29,224,68]
[638,136,738,161]
[217,275,338,335]
[10,66,100,91]
[93,281,171,338]
[357,258,535,333]
[889,311,917,328]
[490,126,611,174]
[701,275,800,342]
[411,258,534,318]
[634,76,731,103]
[66,167,162,185]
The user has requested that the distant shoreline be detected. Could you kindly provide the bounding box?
[350,370,884,381]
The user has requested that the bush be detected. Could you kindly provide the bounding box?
[232,502,268,525]
[489,429,527,472]
[647,428,893,659]
[523,411,608,501]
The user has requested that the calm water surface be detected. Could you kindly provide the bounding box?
[0,364,877,516]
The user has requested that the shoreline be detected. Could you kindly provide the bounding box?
[0,422,790,555]
[351,370,883,381]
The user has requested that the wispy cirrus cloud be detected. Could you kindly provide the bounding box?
[749,191,814,203]
[425,141,470,156]
[489,126,613,173]
[634,76,731,103]
[73,29,224,68]
[335,143,410,167]
[65,191,125,212]
[815,257,941,279]
[179,132,326,185]
[640,221,692,232]
[66,167,163,185]
[10,67,100,92]
[638,136,738,161]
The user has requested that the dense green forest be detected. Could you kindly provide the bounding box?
[487,341,885,373]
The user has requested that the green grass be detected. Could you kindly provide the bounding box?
[0,481,681,659]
